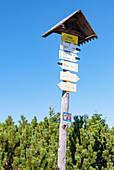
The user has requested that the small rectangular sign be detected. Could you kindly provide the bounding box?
[60,41,80,53]
[61,32,78,45]
[63,112,72,126]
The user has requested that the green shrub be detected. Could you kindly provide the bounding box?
[0,111,113,169]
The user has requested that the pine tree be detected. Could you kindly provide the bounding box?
[0,110,113,169]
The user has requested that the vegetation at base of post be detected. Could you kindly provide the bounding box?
[0,107,113,169]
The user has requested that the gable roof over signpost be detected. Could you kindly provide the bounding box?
[41,9,98,45]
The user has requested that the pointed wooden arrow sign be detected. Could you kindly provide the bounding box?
[60,41,81,53]
[60,71,80,83]
[58,60,78,72]
[59,50,80,62]
[57,81,76,93]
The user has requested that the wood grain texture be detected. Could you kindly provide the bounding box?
[58,91,69,170]
[41,9,98,45]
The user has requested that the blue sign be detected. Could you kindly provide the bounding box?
[63,112,72,126]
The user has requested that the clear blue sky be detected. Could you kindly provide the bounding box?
[0,0,114,128]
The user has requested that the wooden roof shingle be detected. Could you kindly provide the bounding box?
[41,9,98,45]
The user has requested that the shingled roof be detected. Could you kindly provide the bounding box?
[41,9,98,45]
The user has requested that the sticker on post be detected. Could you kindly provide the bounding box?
[63,112,72,126]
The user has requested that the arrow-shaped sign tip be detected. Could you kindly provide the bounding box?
[75,57,80,60]
[57,82,61,90]
[57,62,62,66]
[76,47,81,51]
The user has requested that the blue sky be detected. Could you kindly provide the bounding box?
[0,0,114,128]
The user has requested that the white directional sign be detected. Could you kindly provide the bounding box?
[60,71,80,83]
[58,60,78,72]
[59,50,80,62]
[57,81,76,92]
[60,41,81,53]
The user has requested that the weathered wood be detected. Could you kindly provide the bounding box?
[78,34,97,44]
[55,27,84,38]
[41,9,98,45]
[58,91,69,170]
[41,9,82,37]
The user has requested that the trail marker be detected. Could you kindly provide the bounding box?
[58,60,78,72]
[57,81,76,93]
[59,50,80,62]
[63,112,72,126]
[42,9,98,170]
[60,71,80,83]
[60,41,81,53]
[61,32,78,45]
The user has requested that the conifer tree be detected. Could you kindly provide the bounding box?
[0,110,113,169]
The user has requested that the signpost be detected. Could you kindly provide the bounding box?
[58,60,78,72]
[60,71,80,83]
[42,9,97,170]
[59,50,80,62]
[58,34,79,169]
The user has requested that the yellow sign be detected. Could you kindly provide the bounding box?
[61,32,78,45]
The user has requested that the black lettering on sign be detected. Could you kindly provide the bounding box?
[67,36,73,40]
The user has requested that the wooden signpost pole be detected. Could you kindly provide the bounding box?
[58,33,78,170]
[58,90,69,170]
[42,10,97,170]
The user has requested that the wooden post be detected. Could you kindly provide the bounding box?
[58,90,69,170]
[41,9,97,170]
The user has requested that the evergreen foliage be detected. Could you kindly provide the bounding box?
[0,110,113,169]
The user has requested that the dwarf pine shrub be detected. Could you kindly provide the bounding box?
[0,112,113,169]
